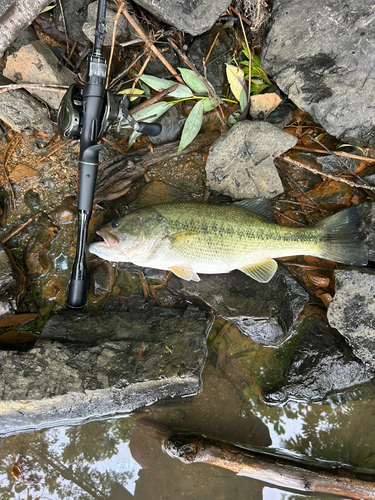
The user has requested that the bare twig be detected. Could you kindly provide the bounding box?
[166,435,375,500]
[0,83,69,95]
[284,156,375,192]
[129,84,178,114]
[292,145,375,164]
[109,52,144,90]
[131,55,151,94]
[106,0,125,88]
[36,138,73,165]
[56,0,69,54]
[307,133,369,186]
[1,212,43,244]
[117,2,184,84]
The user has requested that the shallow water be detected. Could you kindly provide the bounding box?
[1,349,375,500]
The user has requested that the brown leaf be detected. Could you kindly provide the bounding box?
[9,164,40,184]
[0,313,37,328]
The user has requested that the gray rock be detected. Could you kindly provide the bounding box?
[261,0,375,147]
[54,0,91,45]
[142,43,179,79]
[150,105,186,146]
[0,243,15,296]
[187,29,232,94]
[4,40,76,110]
[0,76,57,135]
[266,99,296,129]
[168,266,308,345]
[316,154,361,175]
[82,1,132,45]
[0,243,16,320]
[357,201,375,262]
[256,311,373,403]
[132,0,231,36]
[0,298,211,435]
[205,121,296,199]
[5,27,38,55]
[327,268,375,366]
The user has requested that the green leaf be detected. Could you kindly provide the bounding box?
[239,88,248,112]
[139,75,192,99]
[177,100,204,154]
[126,101,175,148]
[226,64,248,102]
[178,67,209,94]
[41,3,56,12]
[202,98,217,112]
[228,111,241,124]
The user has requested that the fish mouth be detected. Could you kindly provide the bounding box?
[96,229,120,248]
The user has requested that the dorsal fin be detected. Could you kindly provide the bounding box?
[234,198,276,223]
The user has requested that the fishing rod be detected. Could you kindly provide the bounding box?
[57,0,161,308]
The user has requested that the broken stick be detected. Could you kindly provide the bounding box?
[165,434,375,500]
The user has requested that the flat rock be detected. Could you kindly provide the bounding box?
[167,266,308,345]
[327,268,375,366]
[149,105,186,146]
[254,310,373,403]
[0,299,211,435]
[205,121,296,199]
[0,243,16,320]
[4,40,75,109]
[261,0,375,147]
[0,76,56,135]
[82,1,133,45]
[132,0,231,36]
[357,201,375,262]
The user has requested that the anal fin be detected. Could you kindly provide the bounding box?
[170,265,200,282]
[240,258,278,282]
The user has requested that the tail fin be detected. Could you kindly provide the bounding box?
[315,207,368,266]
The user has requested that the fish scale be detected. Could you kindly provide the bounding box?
[89,201,368,283]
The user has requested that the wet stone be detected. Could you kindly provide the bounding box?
[187,28,232,94]
[4,41,76,110]
[0,243,16,320]
[142,43,179,79]
[167,266,308,345]
[327,268,375,367]
[205,121,296,200]
[261,0,375,147]
[132,0,232,36]
[0,298,211,435]
[23,190,41,212]
[357,201,375,262]
[83,1,133,45]
[149,105,186,146]
[254,310,373,404]
[0,76,57,135]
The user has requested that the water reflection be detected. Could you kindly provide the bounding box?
[1,319,375,497]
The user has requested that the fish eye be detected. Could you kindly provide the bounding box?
[111,220,119,228]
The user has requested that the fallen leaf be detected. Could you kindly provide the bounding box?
[225,64,248,103]
[0,313,38,328]
[249,93,282,119]
[9,164,40,184]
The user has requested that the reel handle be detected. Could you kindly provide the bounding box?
[137,121,162,136]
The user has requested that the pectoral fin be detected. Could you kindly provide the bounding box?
[170,265,200,282]
[240,258,278,282]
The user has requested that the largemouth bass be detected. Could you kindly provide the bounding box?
[89,199,368,283]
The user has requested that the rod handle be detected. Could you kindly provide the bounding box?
[67,278,87,309]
